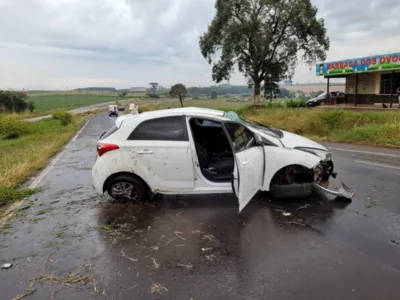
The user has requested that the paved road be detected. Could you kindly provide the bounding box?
[26,98,177,122]
[1,112,400,300]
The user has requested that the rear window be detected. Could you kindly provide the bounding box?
[100,125,118,140]
[128,116,187,141]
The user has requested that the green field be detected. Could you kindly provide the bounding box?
[139,99,400,148]
[27,94,122,113]
[157,98,252,110]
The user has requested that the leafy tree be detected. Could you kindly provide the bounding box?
[27,101,35,113]
[149,82,158,96]
[263,79,280,100]
[199,0,329,106]
[0,91,27,113]
[279,88,294,98]
[170,83,188,107]
[211,90,218,99]
[119,92,128,98]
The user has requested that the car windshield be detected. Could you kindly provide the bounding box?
[317,92,327,99]
[224,111,280,138]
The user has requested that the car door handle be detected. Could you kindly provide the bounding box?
[242,161,249,166]
[136,149,154,154]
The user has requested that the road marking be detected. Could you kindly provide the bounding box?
[29,116,92,189]
[355,160,400,170]
[328,147,400,158]
[0,117,93,228]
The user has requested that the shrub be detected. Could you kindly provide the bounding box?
[286,99,307,108]
[321,110,345,130]
[52,110,73,126]
[0,115,31,139]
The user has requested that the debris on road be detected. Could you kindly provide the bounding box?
[150,282,168,295]
[151,257,160,269]
[177,263,193,269]
[1,263,13,269]
[201,247,213,252]
[120,248,138,262]
[297,204,313,210]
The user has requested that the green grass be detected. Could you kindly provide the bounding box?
[157,98,251,110]
[0,188,36,212]
[238,107,400,147]
[0,113,90,211]
[27,94,122,113]
[142,101,400,148]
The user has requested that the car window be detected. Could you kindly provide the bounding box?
[224,122,256,152]
[128,116,187,141]
[100,125,118,140]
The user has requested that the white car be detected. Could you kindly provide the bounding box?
[93,107,352,212]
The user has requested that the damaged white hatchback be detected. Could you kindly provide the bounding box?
[92,107,353,212]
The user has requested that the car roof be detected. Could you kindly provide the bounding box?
[117,107,228,127]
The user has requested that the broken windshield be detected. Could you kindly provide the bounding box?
[224,111,280,138]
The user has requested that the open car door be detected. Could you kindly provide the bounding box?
[233,146,264,212]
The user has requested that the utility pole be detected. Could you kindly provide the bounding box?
[65,86,68,105]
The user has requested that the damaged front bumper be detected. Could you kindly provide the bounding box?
[313,161,354,200]
[312,182,354,200]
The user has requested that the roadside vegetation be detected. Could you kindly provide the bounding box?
[238,107,400,147]
[27,94,121,113]
[138,99,400,148]
[0,111,91,213]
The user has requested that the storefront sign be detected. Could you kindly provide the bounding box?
[316,52,400,76]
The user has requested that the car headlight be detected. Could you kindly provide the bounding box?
[296,147,332,162]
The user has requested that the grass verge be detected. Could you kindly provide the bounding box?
[237,107,400,147]
[0,111,91,212]
[141,101,400,148]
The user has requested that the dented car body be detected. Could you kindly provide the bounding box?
[92,107,353,212]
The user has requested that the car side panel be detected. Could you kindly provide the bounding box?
[122,140,195,192]
[262,146,321,191]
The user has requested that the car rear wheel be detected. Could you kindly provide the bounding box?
[107,175,149,203]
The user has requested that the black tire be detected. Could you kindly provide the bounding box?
[269,183,312,199]
[106,174,149,203]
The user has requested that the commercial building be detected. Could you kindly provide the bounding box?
[316,52,400,107]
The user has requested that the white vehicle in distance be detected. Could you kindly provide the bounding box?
[108,104,118,117]
[92,107,353,212]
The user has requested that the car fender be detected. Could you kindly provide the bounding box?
[93,150,155,193]
[261,146,321,191]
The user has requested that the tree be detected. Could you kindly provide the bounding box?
[119,92,128,98]
[149,82,158,96]
[263,79,280,101]
[199,0,329,106]
[211,90,218,99]
[27,101,35,113]
[170,84,187,107]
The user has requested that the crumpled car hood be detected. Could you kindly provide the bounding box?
[278,130,327,151]
[256,129,327,151]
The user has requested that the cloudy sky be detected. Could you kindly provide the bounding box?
[1,0,399,90]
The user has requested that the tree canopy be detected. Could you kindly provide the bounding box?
[199,0,329,105]
[0,91,28,113]
[170,84,188,107]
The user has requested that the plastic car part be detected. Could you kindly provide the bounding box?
[312,181,354,200]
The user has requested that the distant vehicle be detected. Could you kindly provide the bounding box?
[108,105,118,117]
[307,91,345,107]
[92,107,353,212]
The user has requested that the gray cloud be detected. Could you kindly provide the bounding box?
[0,0,399,89]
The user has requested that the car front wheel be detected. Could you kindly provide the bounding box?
[107,175,149,203]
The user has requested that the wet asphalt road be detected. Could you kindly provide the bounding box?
[1,112,400,300]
